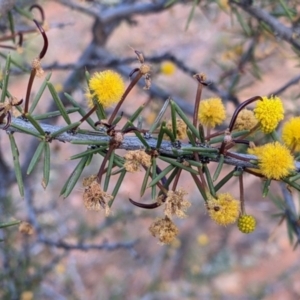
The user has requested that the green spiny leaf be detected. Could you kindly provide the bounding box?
[64,92,97,129]
[50,121,81,138]
[8,133,24,197]
[173,100,200,139]
[25,113,45,135]
[42,142,50,189]
[104,150,115,192]
[47,82,71,124]
[1,54,11,103]
[148,163,174,188]
[61,155,89,198]
[122,104,145,131]
[27,141,45,174]
[159,156,198,174]
[140,165,151,197]
[0,220,21,229]
[29,72,52,114]
[109,170,126,207]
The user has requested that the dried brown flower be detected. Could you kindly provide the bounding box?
[139,63,151,89]
[143,73,151,90]
[193,72,207,82]
[156,194,166,205]
[0,97,22,118]
[19,222,34,235]
[83,180,112,216]
[17,46,23,54]
[31,58,44,77]
[124,150,151,172]
[140,63,151,75]
[82,174,97,187]
[165,119,187,140]
[149,216,179,244]
[114,132,124,144]
[223,128,232,143]
[182,160,190,167]
[42,21,50,31]
[164,188,191,219]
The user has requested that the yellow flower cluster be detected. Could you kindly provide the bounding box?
[282,117,300,152]
[219,0,230,11]
[21,291,34,300]
[254,96,284,133]
[207,193,240,226]
[221,44,243,62]
[87,70,125,109]
[198,97,226,128]
[160,61,176,75]
[19,222,34,235]
[233,109,258,131]
[237,215,256,234]
[248,141,295,180]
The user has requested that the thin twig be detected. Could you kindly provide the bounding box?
[39,238,137,252]
[230,0,300,51]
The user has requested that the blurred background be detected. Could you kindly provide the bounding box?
[1,1,300,299]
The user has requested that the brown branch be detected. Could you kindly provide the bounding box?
[230,0,300,51]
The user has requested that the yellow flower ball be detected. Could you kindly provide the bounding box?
[21,291,34,300]
[88,70,125,109]
[207,193,240,226]
[160,61,176,75]
[233,109,258,131]
[248,141,295,180]
[54,83,63,93]
[282,117,300,152]
[197,234,209,246]
[198,97,226,128]
[219,0,230,10]
[238,215,256,234]
[254,96,284,133]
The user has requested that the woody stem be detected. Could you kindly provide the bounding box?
[107,71,143,125]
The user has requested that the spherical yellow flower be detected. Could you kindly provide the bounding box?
[233,109,258,131]
[254,96,284,133]
[197,234,209,246]
[248,141,295,180]
[219,0,230,10]
[88,70,125,109]
[207,193,240,226]
[54,83,63,93]
[282,117,300,152]
[160,61,176,75]
[237,215,256,234]
[198,97,226,128]
[21,291,34,300]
